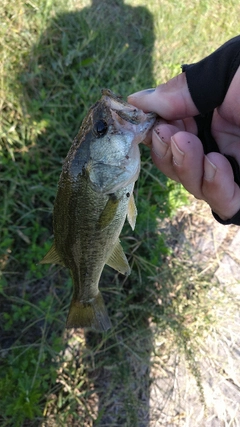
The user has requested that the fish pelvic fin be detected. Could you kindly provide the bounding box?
[66,292,112,332]
[127,193,137,230]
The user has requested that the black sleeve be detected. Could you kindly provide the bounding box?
[181,36,240,225]
[182,35,240,115]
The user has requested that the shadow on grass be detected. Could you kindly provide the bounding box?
[1,1,173,425]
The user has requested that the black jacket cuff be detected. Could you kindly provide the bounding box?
[212,209,240,226]
[182,36,240,115]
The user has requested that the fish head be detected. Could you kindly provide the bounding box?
[68,89,156,193]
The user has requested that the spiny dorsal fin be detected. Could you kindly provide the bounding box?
[40,242,64,265]
[127,193,137,230]
[106,240,131,276]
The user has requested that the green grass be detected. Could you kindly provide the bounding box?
[1,0,240,425]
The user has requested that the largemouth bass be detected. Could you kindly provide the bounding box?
[41,89,156,331]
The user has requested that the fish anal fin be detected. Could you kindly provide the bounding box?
[40,242,64,265]
[127,193,137,230]
[106,240,131,276]
[66,292,111,331]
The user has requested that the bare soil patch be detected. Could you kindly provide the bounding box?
[150,197,240,427]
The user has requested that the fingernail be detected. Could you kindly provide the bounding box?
[152,129,168,158]
[129,88,155,98]
[204,156,217,181]
[171,137,184,166]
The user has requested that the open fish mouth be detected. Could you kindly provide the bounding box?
[101,88,156,131]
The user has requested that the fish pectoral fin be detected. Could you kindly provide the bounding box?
[106,240,131,276]
[127,193,137,230]
[97,194,119,230]
[40,242,64,265]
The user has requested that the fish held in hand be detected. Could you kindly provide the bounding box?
[41,89,156,331]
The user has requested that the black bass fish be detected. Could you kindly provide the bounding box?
[41,89,156,331]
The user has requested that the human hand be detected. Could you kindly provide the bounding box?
[128,37,240,224]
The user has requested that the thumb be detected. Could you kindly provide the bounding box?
[128,73,199,120]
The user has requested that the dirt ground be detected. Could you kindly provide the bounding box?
[149,197,240,427]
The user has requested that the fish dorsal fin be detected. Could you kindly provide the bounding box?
[106,240,131,276]
[40,242,64,266]
[127,193,137,230]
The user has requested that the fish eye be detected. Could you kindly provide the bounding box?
[94,119,108,137]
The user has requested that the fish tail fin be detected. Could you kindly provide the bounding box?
[66,292,112,332]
